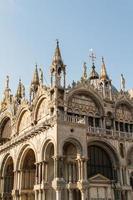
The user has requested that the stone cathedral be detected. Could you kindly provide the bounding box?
[0,42,133,200]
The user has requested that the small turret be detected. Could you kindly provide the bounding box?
[50,40,66,88]
[31,64,39,87]
[16,79,25,103]
[30,64,40,101]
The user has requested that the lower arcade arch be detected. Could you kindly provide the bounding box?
[63,141,79,183]
[87,142,120,200]
[3,157,14,200]
[87,144,118,180]
[43,142,56,200]
[19,148,36,200]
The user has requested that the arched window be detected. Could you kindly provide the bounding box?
[87,145,114,179]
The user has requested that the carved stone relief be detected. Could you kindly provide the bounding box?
[116,105,133,122]
[68,94,99,116]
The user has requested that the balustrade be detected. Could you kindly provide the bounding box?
[59,113,133,140]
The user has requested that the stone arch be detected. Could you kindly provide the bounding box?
[41,140,56,199]
[87,139,120,166]
[67,87,104,116]
[61,137,83,156]
[1,154,14,200]
[34,95,48,123]
[1,153,13,177]
[17,108,31,134]
[16,143,37,170]
[115,100,133,122]
[87,140,120,181]
[41,138,56,161]
[17,145,36,200]
[62,138,83,184]
[0,117,12,142]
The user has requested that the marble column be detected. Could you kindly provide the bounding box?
[38,189,42,200]
[77,159,81,181]
[38,162,42,184]
[56,190,61,200]
[81,190,86,200]
[42,189,46,200]
[42,161,45,183]
[35,163,39,185]
[35,190,38,200]
[69,189,73,200]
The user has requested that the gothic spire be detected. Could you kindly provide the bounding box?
[31,64,39,86]
[52,39,64,67]
[100,57,109,81]
[50,40,66,88]
[30,64,40,101]
[16,78,25,102]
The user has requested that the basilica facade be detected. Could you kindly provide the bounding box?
[0,42,133,200]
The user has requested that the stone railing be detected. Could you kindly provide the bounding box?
[59,114,133,140]
[58,114,86,125]
[87,126,133,139]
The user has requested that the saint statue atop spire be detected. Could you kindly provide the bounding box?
[5,75,9,89]
[4,75,11,100]
[81,62,87,81]
[120,74,125,91]
[39,68,43,85]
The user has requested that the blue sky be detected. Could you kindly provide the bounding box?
[0,0,133,96]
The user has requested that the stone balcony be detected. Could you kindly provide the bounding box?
[87,126,133,140]
[59,114,133,141]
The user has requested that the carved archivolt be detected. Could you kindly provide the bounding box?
[18,111,31,133]
[1,118,12,139]
[68,94,100,116]
[116,104,133,122]
[36,98,48,121]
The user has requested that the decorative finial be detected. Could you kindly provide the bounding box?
[56,39,59,47]
[35,62,38,68]
[6,75,9,89]
[102,56,104,64]
[89,49,96,66]
[120,73,125,91]
[39,68,43,84]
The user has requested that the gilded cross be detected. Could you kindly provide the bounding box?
[89,49,96,65]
